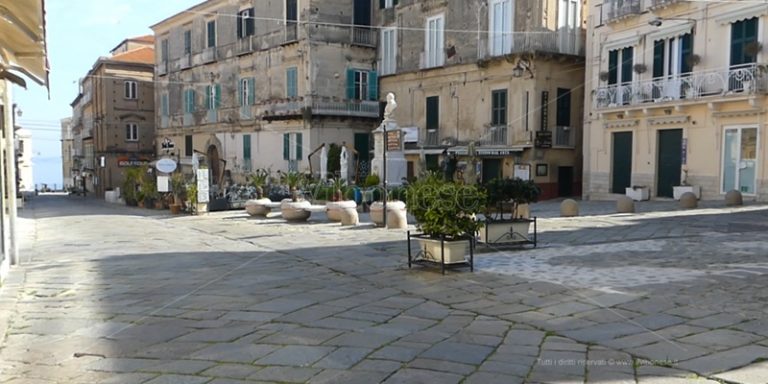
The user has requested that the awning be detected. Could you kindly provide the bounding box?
[603,34,641,51]
[0,0,49,87]
[647,21,694,42]
[715,4,768,25]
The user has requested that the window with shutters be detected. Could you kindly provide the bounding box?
[286,67,298,98]
[491,90,507,126]
[124,81,137,99]
[205,84,221,110]
[207,20,216,48]
[652,33,693,79]
[126,123,139,141]
[238,8,255,39]
[354,71,368,100]
[489,0,513,56]
[282,133,303,161]
[730,17,758,67]
[240,78,255,106]
[381,28,397,75]
[184,89,196,113]
[608,47,633,86]
[160,93,169,116]
[425,14,445,68]
[426,96,439,131]
[183,29,192,54]
[160,38,169,63]
[556,88,571,127]
[346,69,378,101]
[380,0,398,8]
[243,134,252,171]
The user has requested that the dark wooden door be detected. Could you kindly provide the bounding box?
[611,132,633,194]
[482,159,502,183]
[558,166,574,197]
[657,129,683,198]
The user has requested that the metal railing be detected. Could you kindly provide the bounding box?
[352,27,376,47]
[482,125,508,145]
[425,130,439,146]
[604,0,642,22]
[177,54,192,70]
[594,63,768,108]
[284,23,298,43]
[649,0,682,9]
[480,28,585,59]
[202,47,216,63]
[236,36,254,55]
[554,126,575,147]
[311,98,379,118]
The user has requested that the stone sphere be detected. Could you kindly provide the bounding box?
[386,203,408,229]
[725,190,743,207]
[340,207,359,226]
[616,196,635,213]
[560,199,579,217]
[679,192,698,209]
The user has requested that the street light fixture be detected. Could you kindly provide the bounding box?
[648,16,696,27]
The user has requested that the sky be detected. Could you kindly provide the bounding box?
[16,0,202,189]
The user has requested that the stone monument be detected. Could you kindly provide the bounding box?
[371,93,407,186]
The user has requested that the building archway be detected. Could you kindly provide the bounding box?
[207,144,221,186]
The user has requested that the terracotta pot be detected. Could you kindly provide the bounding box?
[170,204,182,214]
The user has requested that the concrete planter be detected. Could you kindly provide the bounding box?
[245,198,273,216]
[673,186,701,200]
[370,201,406,227]
[478,220,532,244]
[625,186,650,201]
[417,237,469,264]
[281,199,311,222]
[326,200,357,222]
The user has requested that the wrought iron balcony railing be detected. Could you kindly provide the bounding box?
[481,125,508,145]
[595,63,768,108]
[480,28,585,59]
[554,126,575,147]
[604,0,642,22]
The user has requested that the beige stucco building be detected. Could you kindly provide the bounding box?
[150,0,380,192]
[585,0,768,201]
[70,36,156,198]
[60,117,74,189]
[375,0,586,199]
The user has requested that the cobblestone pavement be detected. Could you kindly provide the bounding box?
[2,195,768,383]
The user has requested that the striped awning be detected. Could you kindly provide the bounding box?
[0,0,48,87]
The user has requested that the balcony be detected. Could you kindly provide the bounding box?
[352,27,376,47]
[202,47,216,64]
[239,105,253,119]
[177,54,192,70]
[157,61,168,76]
[604,0,641,22]
[206,109,218,124]
[481,125,508,145]
[263,97,380,119]
[424,130,439,146]
[554,126,575,148]
[236,36,254,55]
[511,130,534,146]
[649,0,682,10]
[594,63,768,109]
[284,23,298,44]
[480,28,585,59]
[309,24,378,48]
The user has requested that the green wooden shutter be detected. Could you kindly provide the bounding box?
[346,68,355,100]
[653,40,665,78]
[680,34,693,73]
[608,50,618,85]
[283,133,290,160]
[248,78,255,105]
[215,84,221,109]
[286,68,298,98]
[237,79,243,106]
[237,11,243,38]
[205,85,211,110]
[295,133,303,160]
[620,47,633,84]
[190,90,196,112]
[368,70,378,101]
[243,134,251,160]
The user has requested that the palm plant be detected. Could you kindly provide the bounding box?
[280,171,303,202]
[249,168,270,199]
[330,178,346,201]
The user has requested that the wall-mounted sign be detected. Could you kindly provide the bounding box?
[535,131,552,149]
[514,164,531,180]
[386,130,401,151]
[156,158,178,173]
[117,156,150,167]
[157,175,170,192]
[197,169,210,203]
[681,138,688,165]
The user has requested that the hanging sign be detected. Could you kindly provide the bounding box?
[156,158,178,173]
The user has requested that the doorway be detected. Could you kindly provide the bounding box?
[482,158,502,183]
[611,131,633,194]
[207,145,221,186]
[657,129,683,198]
[558,166,574,197]
[354,133,370,182]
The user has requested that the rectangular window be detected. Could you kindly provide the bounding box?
[238,8,255,38]
[354,71,368,100]
[608,47,633,104]
[425,14,445,68]
[731,17,758,67]
[185,135,193,157]
[282,132,303,161]
[286,67,298,98]
[243,134,252,161]
[207,20,216,48]
[160,93,169,116]
[183,29,192,54]
[184,89,196,113]
[722,127,758,194]
[126,123,138,141]
[346,69,377,101]
[653,33,694,78]
[161,38,169,62]
[379,0,398,9]
[286,0,298,22]
[381,28,397,75]
[491,89,507,126]
[205,84,221,110]
[490,0,513,56]
[556,88,571,127]
[426,96,439,131]
[124,81,137,99]
[240,77,255,106]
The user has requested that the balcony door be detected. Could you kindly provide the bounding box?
[558,0,580,54]
[489,0,513,56]
[608,47,633,105]
[611,131,632,194]
[730,17,758,91]
[652,33,693,100]
[657,129,683,198]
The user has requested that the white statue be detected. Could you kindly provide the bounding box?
[384,92,397,121]
[320,144,328,180]
[340,144,349,182]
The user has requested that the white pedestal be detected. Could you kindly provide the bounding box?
[625,187,650,201]
[673,186,701,200]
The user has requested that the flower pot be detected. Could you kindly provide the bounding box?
[417,237,469,264]
[673,186,701,200]
[281,199,311,222]
[170,204,182,214]
[154,200,164,210]
[625,187,649,201]
[478,220,532,244]
[327,200,357,222]
[245,198,273,216]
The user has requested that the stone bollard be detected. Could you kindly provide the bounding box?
[616,196,635,213]
[560,199,579,217]
[340,207,359,226]
[386,201,408,229]
[679,192,698,209]
[725,190,743,207]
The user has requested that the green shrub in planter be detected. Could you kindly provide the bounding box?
[407,174,485,239]
[483,178,541,220]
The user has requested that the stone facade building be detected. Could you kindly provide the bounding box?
[150,0,381,190]
[585,0,768,201]
[70,36,155,197]
[60,117,74,189]
[374,0,586,199]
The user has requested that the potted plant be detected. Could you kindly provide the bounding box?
[478,178,540,245]
[407,173,485,263]
[326,178,356,222]
[186,182,198,214]
[245,168,273,217]
[122,167,142,206]
[633,63,647,74]
[599,71,610,82]
[625,185,650,201]
[279,171,311,221]
[169,172,186,214]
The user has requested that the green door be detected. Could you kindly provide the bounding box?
[482,159,502,183]
[657,129,683,198]
[611,132,633,194]
[354,133,371,181]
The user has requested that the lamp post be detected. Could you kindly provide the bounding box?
[382,121,388,228]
